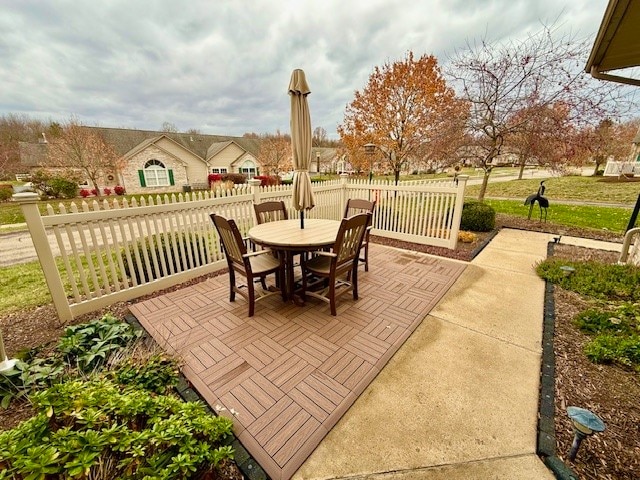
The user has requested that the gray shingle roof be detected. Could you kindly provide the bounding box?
[84,126,262,158]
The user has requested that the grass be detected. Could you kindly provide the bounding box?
[0,261,52,314]
[465,175,640,204]
[481,198,632,233]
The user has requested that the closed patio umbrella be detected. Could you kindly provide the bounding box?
[288,69,315,228]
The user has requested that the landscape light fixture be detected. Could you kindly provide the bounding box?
[567,406,605,461]
[364,143,376,182]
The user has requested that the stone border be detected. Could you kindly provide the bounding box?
[124,313,269,480]
[537,242,579,480]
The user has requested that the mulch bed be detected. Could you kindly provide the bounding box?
[1,214,637,479]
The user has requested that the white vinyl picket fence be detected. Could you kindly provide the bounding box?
[14,175,468,321]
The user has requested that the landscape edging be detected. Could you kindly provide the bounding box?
[537,242,579,480]
[124,313,269,480]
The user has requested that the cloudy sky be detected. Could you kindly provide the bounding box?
[1,0,610,138]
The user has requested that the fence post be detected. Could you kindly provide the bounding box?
[340,173,349,215]
[12,192,73,321]
[449,175,469,250]
[248,179,261,209]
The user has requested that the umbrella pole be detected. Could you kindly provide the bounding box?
[300,210,305,229]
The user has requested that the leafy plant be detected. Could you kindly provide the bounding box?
[113,354,179,394]
[0,356,64,408]
[58,314,141,371]
[0,378,234,479]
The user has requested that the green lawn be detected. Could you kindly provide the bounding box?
[482,199,632,233]
[0,261,52,314]
[465,176,640,204]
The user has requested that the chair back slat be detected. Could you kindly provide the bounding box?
[344,198,376,220]
[210,214,247,266]
[334,213,370,264]
[254,201,288,224]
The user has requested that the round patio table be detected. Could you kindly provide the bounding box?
[248,218,340,302]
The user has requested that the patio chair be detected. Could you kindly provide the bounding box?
[210,213,284,317]
[254,201,288,224]
[344,198,376,272]
[301,213,371,316]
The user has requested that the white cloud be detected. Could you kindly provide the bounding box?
[0,0,610,138]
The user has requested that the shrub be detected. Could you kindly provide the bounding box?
[113,354,179,394]
[58,314,141,372]
[253,175,281,186]
[0,184,12,202]
[123,232,208,283]
[103,187,112,196]
[91,188,98,196]
[114,185,126,195]
[79,188,91,198]
[0,378,234,479]
[458,231,477,243]
[460,201,495,232]
[221,172,247,184]
[208,173,222,185]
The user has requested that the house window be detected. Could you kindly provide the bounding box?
[211,167,228,174]
[138,159,174,187]
[239,160,257,179]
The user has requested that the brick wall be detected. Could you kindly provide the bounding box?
[120,146,188,194]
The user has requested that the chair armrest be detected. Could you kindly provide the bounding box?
[311,251,337,258]
[243,249,274,259]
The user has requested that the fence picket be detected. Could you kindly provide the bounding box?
[18,177,467,320]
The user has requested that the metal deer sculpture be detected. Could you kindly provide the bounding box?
[524,180,549,221]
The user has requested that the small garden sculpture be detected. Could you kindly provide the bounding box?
[524,180,549,221]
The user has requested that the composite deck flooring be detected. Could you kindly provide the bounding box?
[129,244,466,480]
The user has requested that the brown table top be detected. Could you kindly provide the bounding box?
[248,219,340,250]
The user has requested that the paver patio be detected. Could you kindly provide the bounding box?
[129,244,466,480]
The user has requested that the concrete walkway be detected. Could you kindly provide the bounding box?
[294,229,557,479]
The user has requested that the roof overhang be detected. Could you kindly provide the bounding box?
[585,0,640,86]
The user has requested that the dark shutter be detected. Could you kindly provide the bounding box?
[168,169,175,186]
[138,170,146,187]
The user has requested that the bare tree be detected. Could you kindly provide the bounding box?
[448,23,627,200]
[47,119,122,196]
[161,122,178,133]
[257,132,291,175]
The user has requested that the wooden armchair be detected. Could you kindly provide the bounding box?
[344,198,376,272]
[301,213,370,316]
[210,214,284,317]
[254,201,288,224]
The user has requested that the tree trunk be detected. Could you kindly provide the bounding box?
[518,157,526,180]
[394,169,400,185]
[477,170,491,202]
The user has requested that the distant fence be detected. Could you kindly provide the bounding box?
[604,161,640,176]
[13,175,467,321]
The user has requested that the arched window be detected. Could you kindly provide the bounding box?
[138,159,174,187]
[239,160,257,179]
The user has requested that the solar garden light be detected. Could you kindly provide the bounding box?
[560,265,576,277]
[567,406,605,461]
[0,328,18,373]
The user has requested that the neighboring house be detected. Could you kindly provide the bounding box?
[19,127,263,194]
[603,126,640,177]
[19,126,342,193]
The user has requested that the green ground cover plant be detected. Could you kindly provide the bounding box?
[537,260,640,372]
[0,314,234,479]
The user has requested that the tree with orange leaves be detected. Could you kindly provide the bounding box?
[338,52,466,184]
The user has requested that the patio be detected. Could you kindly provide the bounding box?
[129,243,466,480]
